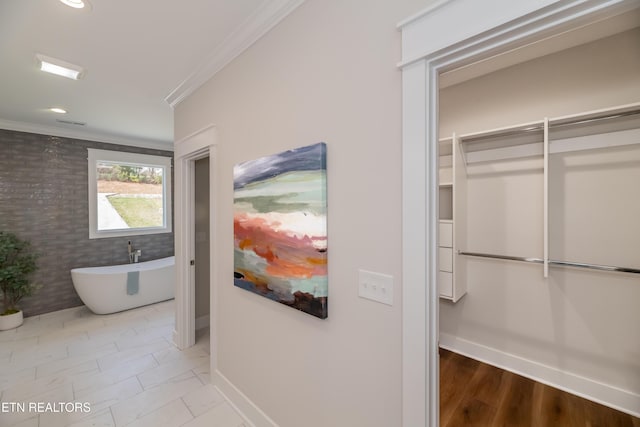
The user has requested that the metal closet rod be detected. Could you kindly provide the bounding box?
[457,251,640,275]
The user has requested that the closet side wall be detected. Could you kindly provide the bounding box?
[439,28,640,411]
[195,157,210,322]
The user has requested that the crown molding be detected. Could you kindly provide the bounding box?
[164,0,306,108]
[397,0,454,29]
[0,118,174,151]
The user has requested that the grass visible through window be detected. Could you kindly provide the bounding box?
[107,196,163,228]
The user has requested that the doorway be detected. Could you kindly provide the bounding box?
[437,15,640,425]
[398,1,640,426]
[174,125,216,352]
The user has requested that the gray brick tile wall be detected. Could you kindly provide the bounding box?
[0,130,174,317]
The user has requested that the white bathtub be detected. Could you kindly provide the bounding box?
[71,256,175,314]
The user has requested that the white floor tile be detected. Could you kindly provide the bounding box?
[0,406,35,427]
[182,402,246,427]
[0,336,37,354]
[37,327,89,347]
[181,383,226,418]
[3,344,68,374]
[85,324,138,348]
[101,307,156,328]
[12,317,63,340]
[46,376,143,426]
[192,362,211,385]
[0,302,247,427]
[62,314,107,333]
[66,409,115,427]
[82,376,143,409]
[0,328,18,343]
[38,411,85,427]
[109,374,202,426]
[152,344,208,366]
[124,398,194,427]
[3,360,98,402]
[137,355,208,390]
[73,354,157,399]
[0,366,36,393]
[112,331,171,352]
[67,341,118,358]
[39,306,93,325]
[4,384,75,426]
[97,339,171,371]
[36,353,104,379]
[4,415,38,427]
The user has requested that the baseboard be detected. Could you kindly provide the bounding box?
[439,333,640,418]
[213,369,279,427]
[195,314,210,330]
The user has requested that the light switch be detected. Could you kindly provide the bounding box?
[358,269,393,306]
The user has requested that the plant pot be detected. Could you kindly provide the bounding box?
[0,310,24,331]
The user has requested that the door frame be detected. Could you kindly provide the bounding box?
[174,125,217,356]
[398,1,637,425]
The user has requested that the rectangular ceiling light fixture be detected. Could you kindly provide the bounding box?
[36,54,84,80]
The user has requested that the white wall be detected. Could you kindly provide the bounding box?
[175,0,431,425]
[440,28,640,136]
[439,28,640,410]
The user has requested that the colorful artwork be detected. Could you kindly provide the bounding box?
[233,143,328,319]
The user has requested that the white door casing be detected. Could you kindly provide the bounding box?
[174,125,217,359]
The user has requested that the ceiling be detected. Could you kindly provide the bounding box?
[1,1,637,151]
[0,0,303,150]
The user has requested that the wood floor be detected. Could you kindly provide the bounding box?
[440,348,640,427]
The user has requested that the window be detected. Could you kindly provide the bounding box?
[88,149,172,239]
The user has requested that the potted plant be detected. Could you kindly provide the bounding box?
[0,231,39,330]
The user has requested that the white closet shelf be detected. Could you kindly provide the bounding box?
[459,120,544,164]
[458,102,640,165]
[459,120,544,142]
[549,101,640,127]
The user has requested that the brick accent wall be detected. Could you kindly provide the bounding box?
[0,129,174,316]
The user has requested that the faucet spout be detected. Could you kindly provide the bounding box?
[128,241,142,263]
[128,241,135,263]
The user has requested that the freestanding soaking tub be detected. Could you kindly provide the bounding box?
[71,256,174,314]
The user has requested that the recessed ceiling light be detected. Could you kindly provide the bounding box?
[49,107,68,114]
[36,54,84,80]
[59,0,85,9]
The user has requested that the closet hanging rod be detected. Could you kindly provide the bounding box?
[548,260,640,275]
[458,251,640,275]
[458,251,543,264]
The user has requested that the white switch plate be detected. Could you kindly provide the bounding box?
[358,269,393,306]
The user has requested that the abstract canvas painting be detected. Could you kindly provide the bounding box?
[233,143,328,319]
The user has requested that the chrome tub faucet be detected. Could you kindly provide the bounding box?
[128,241,142,263]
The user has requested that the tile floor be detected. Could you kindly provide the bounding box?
[0,300,247,427]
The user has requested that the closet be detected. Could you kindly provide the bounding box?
[435,11,640,422]
[439,102,640,300]
[439,103,640,304]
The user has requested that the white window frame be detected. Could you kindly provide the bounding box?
[88,148,173,239]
